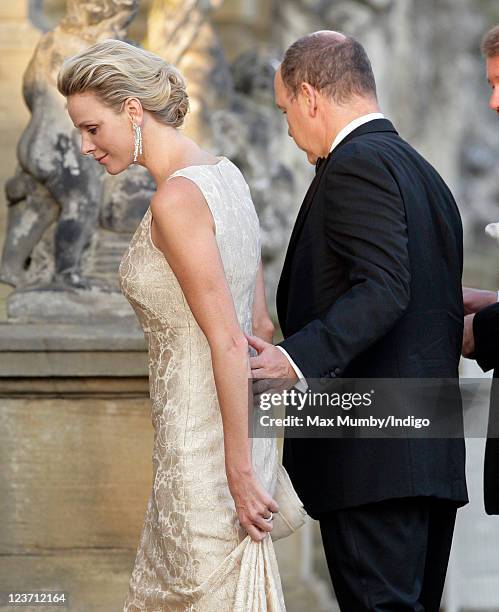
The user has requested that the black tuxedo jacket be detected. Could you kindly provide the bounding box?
[473,303,499,514]
[277,119,468,517]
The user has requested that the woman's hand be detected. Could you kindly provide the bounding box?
[226,466,279,542]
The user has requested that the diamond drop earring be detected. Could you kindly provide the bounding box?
[132,121,143,163]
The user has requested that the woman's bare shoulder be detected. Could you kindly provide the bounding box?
[151,175,214,234]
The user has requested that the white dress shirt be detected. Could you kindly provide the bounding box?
[277,113,385,390]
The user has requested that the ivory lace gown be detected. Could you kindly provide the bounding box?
[118,157,286,611]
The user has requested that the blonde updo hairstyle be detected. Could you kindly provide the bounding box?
[57,39,189,128]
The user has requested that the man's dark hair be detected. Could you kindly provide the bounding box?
[280,32,377,103]
[482,25,499,58]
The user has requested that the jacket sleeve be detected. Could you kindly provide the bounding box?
[278,150,411,379]
[473,302,499,373]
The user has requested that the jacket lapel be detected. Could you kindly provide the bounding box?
[276,155,331,329]
[286,157,331,263]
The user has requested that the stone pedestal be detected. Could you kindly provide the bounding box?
[0,322,147,377]
[5,287,140,326]
[0,321,149,611]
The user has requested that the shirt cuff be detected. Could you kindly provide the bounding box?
[276,346,308,392]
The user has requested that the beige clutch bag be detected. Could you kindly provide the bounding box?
[270,463,308,541]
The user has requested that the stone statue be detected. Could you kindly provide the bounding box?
[1,0,143,295]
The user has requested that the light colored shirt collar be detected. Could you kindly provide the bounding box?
[329,112,385,153]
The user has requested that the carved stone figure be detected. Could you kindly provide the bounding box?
[1,0,141,294]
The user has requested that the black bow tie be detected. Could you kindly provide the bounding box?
[315,156,327,174]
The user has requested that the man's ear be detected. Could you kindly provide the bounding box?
[300,82,318,117]
[125,97,143,124]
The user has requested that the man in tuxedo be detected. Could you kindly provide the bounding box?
[247,31,467,610]
[461,24,499,516]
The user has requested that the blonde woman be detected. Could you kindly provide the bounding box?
[57,39,285,610]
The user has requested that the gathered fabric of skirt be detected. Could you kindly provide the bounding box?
[118,157,286,611]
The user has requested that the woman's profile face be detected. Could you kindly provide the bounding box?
[67,91,134,174]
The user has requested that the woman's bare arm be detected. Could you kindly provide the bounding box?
[149,176,278,541]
